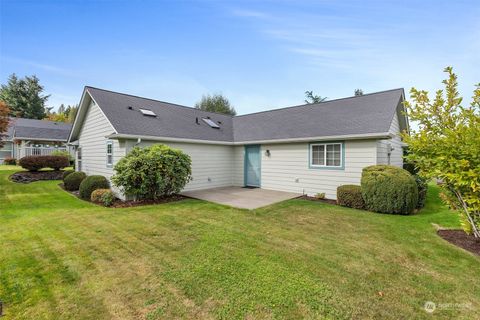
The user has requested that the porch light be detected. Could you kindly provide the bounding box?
[265,149,271,157]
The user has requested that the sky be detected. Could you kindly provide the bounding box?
[0,0,479,114]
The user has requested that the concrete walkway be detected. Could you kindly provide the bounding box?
[182,187,301,210]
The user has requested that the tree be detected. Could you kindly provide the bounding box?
[44,104,78,123]
[0,74,50,119]
[0,101,10,148]
[355,89,364,96]
[194,94,236,115]
[402,67,480,237]
[304,91,327,104]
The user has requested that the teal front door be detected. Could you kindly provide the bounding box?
[245,145,261,187]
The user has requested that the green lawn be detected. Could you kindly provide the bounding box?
[0,166,478,319]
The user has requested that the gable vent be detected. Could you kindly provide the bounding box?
[139,108,157,117]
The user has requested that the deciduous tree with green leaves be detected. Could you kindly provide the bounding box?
[0,74,50,119]
[195,94,236,115]
[402,67,480,237]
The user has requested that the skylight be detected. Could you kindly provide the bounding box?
[139,108,156,117]
[202,118,220,128]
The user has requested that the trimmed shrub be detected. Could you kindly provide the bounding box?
[337,185,365,209]
[4,157,16,165]
[19,155,69,171]
[361,165,418,215]
[100,191,115,207]
[64,171,86,191]
[62,170,75,180]
[112,144,192,200]
[414,175,428,209]
[79,175,110,200]
[91,188,115,206]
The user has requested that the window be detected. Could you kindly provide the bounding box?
[139,108,157,117]
[202,118,220,128]
[77,148,82,171]
[310,143,343,168]
[106,141,113,167]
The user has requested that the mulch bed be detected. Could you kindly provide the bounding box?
[58,183,185,207]
[10,170,64,183]
[111,195,186,208]
[300,195,337,205]
[437,229,480,256]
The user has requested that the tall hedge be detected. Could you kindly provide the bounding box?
[361,165,418,215]
[112,144,192,200]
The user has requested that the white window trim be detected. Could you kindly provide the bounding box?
[77,147,82,171]
[106,140,113,168]
[309,142,343,168]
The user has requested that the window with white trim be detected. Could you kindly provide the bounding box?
[106,140,113,167]
[310,143,342,168]
[77,147,82,171]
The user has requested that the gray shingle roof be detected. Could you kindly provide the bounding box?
[87,87,234,142]
[8,118,72,141]
[84,87,404,143]
[233,89,404,142]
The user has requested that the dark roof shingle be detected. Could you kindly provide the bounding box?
[8,118,72,141]
[84,87,404,143]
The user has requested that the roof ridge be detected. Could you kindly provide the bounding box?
[85,86,235,118]
[234,88,405,118]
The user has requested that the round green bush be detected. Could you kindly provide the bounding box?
[361,165,418,215]
[112,144,192,200]
[79,175,110,200]
[64,171,86,191]
[337,185,365,209]
[62,170,75,180]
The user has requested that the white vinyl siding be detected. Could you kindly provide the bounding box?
[233,146,245,186]
[126,141,235,191]
[377,111,404,167]
[77,100,125,180]
[260,140,377,199]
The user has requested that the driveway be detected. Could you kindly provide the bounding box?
[182,187,301,209]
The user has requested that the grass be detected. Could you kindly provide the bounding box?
[0,165,478,319]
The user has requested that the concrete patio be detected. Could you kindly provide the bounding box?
[181,187,302,209]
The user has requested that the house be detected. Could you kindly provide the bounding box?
[0,118,72,164]
[68,87,408,200]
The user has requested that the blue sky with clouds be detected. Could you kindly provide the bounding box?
[1,0,478,114]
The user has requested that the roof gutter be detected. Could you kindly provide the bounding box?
[13,137,69,142]
[107,132,393,146]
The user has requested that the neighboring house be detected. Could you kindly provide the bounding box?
[68,87,409,200]
[0,118,72,163]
